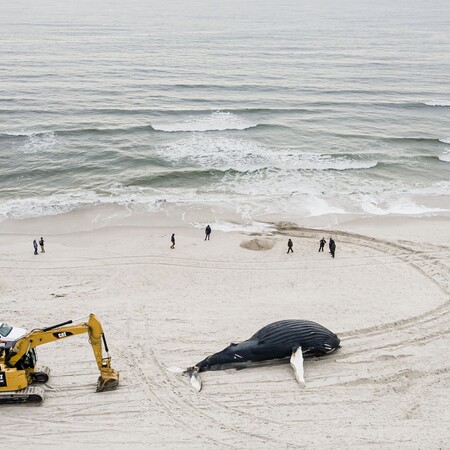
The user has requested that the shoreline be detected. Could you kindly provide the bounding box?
[1,202,449,243]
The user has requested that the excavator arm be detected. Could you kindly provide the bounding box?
[6,313,119,392]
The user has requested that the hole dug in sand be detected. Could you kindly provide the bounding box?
[240,238,275,251]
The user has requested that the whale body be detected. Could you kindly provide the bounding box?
[184,319,340,391]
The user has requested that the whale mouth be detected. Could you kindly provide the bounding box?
[184,365,201,376]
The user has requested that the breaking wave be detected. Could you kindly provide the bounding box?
[0,189,170,220]
[152,111,257,132]
[423,101,450,107]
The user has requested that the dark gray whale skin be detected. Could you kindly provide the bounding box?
[188,319,340,374]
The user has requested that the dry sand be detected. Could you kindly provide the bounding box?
[0,211,449,448]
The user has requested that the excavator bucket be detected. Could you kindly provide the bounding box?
[96,368,119,392]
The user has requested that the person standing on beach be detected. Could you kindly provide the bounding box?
[170,233,175,249]
[318,237,326,252]
[39,237,45,253]
[205,225,211,241]
[287,238,293,253]
[33,239,38,255]
[329,238,336,258]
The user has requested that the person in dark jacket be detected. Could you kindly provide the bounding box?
[39,237,45,253]
[170,233,175,249]
[287,238,294,254]
[33,239,38,255]
[205,225,211,241]
[329,238,336,258]
[318,237,326,252]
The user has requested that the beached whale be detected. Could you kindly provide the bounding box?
[176,319,340,392]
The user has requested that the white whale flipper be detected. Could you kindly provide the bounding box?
[290,347,306,388]
[189,370,202,392]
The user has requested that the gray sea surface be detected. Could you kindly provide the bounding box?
[1,0,449,225]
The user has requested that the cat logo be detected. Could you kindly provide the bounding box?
[0,371,6,387]
[52,331,73,339]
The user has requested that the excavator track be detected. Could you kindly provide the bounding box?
[32,366,51,383]
[0,386,45,405]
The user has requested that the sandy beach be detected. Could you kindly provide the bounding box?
[2,0,450,446]
[1,210,449,448]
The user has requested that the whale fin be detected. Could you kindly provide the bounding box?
[186,368,202,392]
[290,347,306,388]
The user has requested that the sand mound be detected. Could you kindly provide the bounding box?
[240,238,275,251]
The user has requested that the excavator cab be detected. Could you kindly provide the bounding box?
[4,345,37,370]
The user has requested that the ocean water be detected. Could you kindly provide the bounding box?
[1,0,449,227]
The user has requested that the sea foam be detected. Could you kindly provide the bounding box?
[18,131,58,153]
[159,134,377,172]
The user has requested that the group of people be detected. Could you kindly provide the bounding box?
[287,236,336,258]
[170,225,212,249]
[33,237,45,255]
[169,226,337,258]
[319,237,336,257]
[33,228,335,260]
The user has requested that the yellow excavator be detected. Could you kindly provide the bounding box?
[0,313,119,405]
